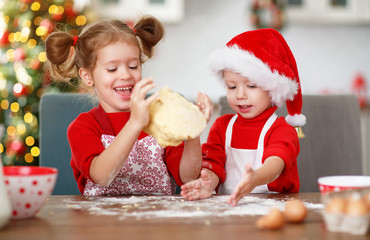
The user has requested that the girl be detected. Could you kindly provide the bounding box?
[45,16,213,195]
[181,28,305,206]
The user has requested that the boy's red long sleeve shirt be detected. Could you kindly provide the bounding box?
[201,107,300,193]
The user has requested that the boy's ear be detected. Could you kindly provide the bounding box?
[79,68,94,86]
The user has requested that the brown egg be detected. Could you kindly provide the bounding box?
[256,208,285,230]
[346,194,369,216]
[284,199,308,223]
[325,197,347,214]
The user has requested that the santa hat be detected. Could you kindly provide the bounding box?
[208,28,306,128]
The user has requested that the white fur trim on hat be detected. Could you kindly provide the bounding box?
[208,45,298,107]
[286,113,306,127]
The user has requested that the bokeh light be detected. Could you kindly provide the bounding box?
[25,136,35,146]
[10,102,20,113]
[24,112,34,124]
[30,146,40,157]
[31,2,41,11]
[1,100,9,110]
[24,153,34,163]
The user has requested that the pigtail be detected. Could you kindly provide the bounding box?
[134,16,164,59]
[45,31,78,83]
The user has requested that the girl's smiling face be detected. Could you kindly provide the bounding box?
[224,70,272,119]
[83,41,142,113]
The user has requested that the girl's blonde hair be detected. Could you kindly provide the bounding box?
[45,16,164,90]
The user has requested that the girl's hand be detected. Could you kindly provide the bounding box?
[129,77,158,129]
[227,163,257,207]
[180,169,214,201]
[196,92,213,124]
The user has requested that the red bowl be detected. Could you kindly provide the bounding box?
[318,175,370,194]
[3,166,58,176]
[3,166,58,219]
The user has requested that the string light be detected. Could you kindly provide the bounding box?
[15,63,32,85]
[0,78,6,90]
[14,32,21,42]
[36,26,47,36]
[16,123,26,135]
[31,2,41,12]
[22,20,31,28]
[13,83,23,95]
[1,100,9,110]
[48,5,58,14]
[27,39,37,49]
[34,16,43,26]
[36,88,44,98]
[25,136,35,146]
[8,33,14,43]
[21,27,30,42]
[27,85,34,94]
[38,52,47,62]
[24,153,33,163]
[10,102,20,113]
[30,146,40,157]
[23,105,33,113]
[76,15,87,26]
[0,12,6,36]
[7,126,16,136]
[24,112,33,124]
[57,6,65,15]
[18,97,27,107]
[0,143,3,153]
[6,49,14,62]
[1,89,8,98]
[19,3,28,12]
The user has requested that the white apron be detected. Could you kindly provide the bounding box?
[83,106,175,196]
[219,113,277,194]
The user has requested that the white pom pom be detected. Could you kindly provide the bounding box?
[286,114,306,127]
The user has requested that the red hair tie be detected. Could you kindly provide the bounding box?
[72,36,78,46]
[131,28,137,34]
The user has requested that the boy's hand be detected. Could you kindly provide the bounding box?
[180,169,214,201]
[196,92,213,123]
[227,163,257,207]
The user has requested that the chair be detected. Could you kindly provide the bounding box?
[39,92,96,195]
[219,94,363,192]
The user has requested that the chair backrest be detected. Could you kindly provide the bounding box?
[219,94,363,192]
[39,92,97,195]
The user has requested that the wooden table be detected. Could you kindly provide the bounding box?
[0,193,368,240]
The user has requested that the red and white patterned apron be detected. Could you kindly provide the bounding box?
[219,113,277,194]
[83,106,175,196]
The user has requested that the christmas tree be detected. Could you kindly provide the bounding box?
[0,0,89,166]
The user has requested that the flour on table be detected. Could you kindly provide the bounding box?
[64,195,323,220]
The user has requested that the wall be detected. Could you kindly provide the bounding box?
[142,0,370,103]
[140,0,370,175]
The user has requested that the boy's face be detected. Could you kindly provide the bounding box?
[224,70,272,119]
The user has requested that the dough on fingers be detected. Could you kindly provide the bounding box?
[144,86,207,147]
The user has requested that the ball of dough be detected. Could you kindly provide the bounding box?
[144,86,207,147]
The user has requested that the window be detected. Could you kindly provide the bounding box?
[92,0,184,23]
[286,0,370,24]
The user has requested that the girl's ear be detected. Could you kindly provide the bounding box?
[79,68,94,87]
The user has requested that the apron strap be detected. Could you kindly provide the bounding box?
[225,114,238,147]
[94,105,115,136]
[255,113,278,162]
